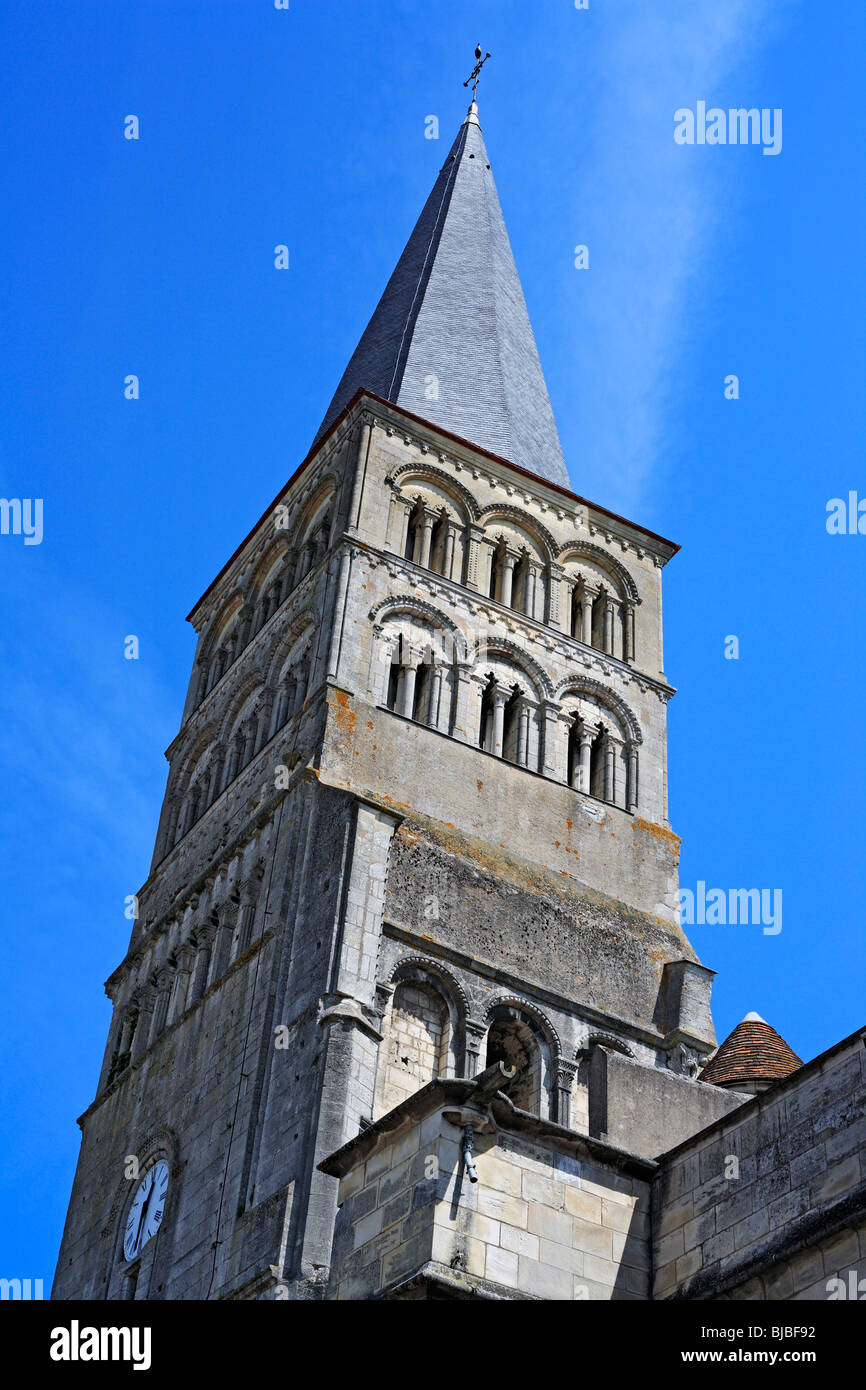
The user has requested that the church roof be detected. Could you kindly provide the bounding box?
[700,1014,803,1088]
[313,103,570,489]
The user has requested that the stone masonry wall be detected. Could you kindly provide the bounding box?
[324,1086,654,1301]
[653,1030,866,1300]
[718,1218,866,1302]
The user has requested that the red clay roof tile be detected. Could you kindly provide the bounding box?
[701,1016,802,1087]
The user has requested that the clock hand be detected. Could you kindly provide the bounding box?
[133,1173,153,1255]
[141,1174,157,1232]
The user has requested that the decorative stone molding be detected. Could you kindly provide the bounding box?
[368,595,468,658]
[385,463,481,523]
[476,503,560,561]
[483,994,563,1065]
[386,954,471,1023]
[583,1033,635,1059]
[469,635,556,700]
[554,675,643,745]
[557,542,641,602]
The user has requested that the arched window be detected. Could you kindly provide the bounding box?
[386,650,434,724]
[386,659,401,713]
[381,621,453,732]
[512,551,530,616]
[591,590,606,650]
[405,501,422,564]
[570,585,583,641]
[562,554,636,660]
[561,693,637,809]
[289,490,335,588]
[200,611,242,701]
[292,650,310,714]
[314,511,331,561]
[501,687,522,763]
[413,657,432,724]
[107,1006,138,1084]
[477,672,537,769]
[488,541,503,601]
[567,717,604,797]
[479,675,497,752]
[429,510,448,576]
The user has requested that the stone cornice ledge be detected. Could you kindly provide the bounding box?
[318,1073,658,1183]
[381,1260,532,1300]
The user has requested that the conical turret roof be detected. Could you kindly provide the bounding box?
[701,1013,802,1089]
[314,103,570,489]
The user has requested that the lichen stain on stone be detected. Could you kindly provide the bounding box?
[329,688,357,740]
[380,795,413,811]
[633,818,681,857]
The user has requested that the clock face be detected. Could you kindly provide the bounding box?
[123,1160,169,1262]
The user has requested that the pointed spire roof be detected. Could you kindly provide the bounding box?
[314,103,570,489]
[700,1014,802,1090]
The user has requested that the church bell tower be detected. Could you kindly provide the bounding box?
[53,91,722,1302]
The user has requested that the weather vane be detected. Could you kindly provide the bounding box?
[463,45,491,102]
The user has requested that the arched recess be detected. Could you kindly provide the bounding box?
[194,593,246,704]
[295,473,341,545]
[387,466,476,582]
[374,960,463,1119]
[174,723,219,801]
[266,615,316,733]
[554,677,642,746]
[478,508,555,621]
[387,463,480,524]
[470,640,553,772]
[554,677,641,809]
[557,543,640,603]
[169,724,220,845]
[371,598,465,732]
[483,998,560,1120]
[216,673,264,746]
[478,505,559,564]
[586,1033,635,1058]
[202,678,268,801]
[198,592,245,664]
[557,544,640,658]
[264,611,317,685]
[104,1126,180,1301]
[281,476,338,593]
[249,537,292,600]
[370,596,468,661]
[471,637,554,699]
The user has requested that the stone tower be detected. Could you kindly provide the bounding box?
[53,100,729,1303]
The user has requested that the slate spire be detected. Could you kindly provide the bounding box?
[314,102,570,489]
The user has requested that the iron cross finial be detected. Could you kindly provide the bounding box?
[463,45,491,102]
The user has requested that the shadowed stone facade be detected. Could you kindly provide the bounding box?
[53,100,864,1303]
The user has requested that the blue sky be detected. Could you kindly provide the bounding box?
[1,0,864,1285]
